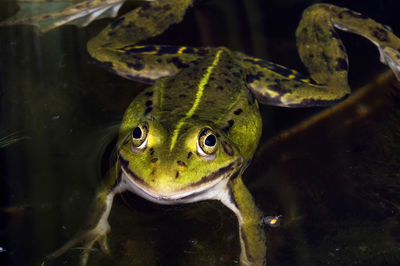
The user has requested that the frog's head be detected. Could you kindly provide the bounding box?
[117,118,243,204]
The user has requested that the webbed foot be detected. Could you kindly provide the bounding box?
[0,0,126,32]
[46,219,111,266]
[378,46,400,81]
[45,188,119,265]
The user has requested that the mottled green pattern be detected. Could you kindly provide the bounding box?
[242,4,400,107]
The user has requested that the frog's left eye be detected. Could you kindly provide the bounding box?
[197,128,218,160]
[131,122,148,152]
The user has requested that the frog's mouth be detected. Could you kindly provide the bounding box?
[118,155,242,205]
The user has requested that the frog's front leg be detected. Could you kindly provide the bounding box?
[218,176,266,266]
[46,168,126,266]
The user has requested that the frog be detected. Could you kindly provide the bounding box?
[3,0,400,265]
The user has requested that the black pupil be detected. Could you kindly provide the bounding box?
[132,127,142,139]
[204,134,216,147]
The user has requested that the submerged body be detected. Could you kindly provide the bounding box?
[3,0,400,265]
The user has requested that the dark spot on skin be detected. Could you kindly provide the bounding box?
[175,171,179,178]
[372,27,389,42]
[336,58,348,71]
[321,52,330,64]
[222,141,234,156]
[313,24,324,40]
[233,72,241,78]
[268,83,291,95]
[187,152,192,159]
[246,71,264,84]
[222,120,234,133]
[129,63,145,71]
[151,158,158,163]
[145,107,152,114]
[145,100,152,107]
[43,15,51,19]
[141,2,151,10]
[216,86,224,91]
[177,160,187,167]
[123,22,135,29]
[138,4,152,18]
[308,53,314,59]
[179,94,187,98]
[157,59,162,63]
[234,109,243,115]
[167,57,189,69]
[145,91,154,97]
[111,17,125,29]
[149,148,154,156]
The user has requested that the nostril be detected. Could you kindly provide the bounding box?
[177,160,187,171]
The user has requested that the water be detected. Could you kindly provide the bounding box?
[1,0,400,265]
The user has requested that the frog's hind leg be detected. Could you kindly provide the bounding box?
[87,0,204,84]
[242,4,400,107]
[297,4,400,82]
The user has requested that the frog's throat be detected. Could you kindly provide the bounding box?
[118,155,243,205]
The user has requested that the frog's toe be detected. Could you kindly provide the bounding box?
[46,221,111,266]
[378,46,400,81]
[0,0,125,33]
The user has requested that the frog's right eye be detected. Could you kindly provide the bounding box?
[131,122,148,152]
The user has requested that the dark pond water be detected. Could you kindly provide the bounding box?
[1,0,400,265]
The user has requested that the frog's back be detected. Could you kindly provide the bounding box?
[140,47,262,161]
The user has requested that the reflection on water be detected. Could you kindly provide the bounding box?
[1,0,400,265]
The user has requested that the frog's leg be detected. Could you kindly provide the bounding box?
[240,3,400,107]
[218,175,266,266]
[46,166,127,266]
[0,0,126,32]
[87,0,211,84]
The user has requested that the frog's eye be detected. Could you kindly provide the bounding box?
[197,128,218,160]
[131,122,148,152]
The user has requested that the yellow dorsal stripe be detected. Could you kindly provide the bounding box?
[169,49,223,151]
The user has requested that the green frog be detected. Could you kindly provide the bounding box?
[4,0,400,265]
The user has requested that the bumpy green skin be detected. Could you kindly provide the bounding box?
[26,0,399,265]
